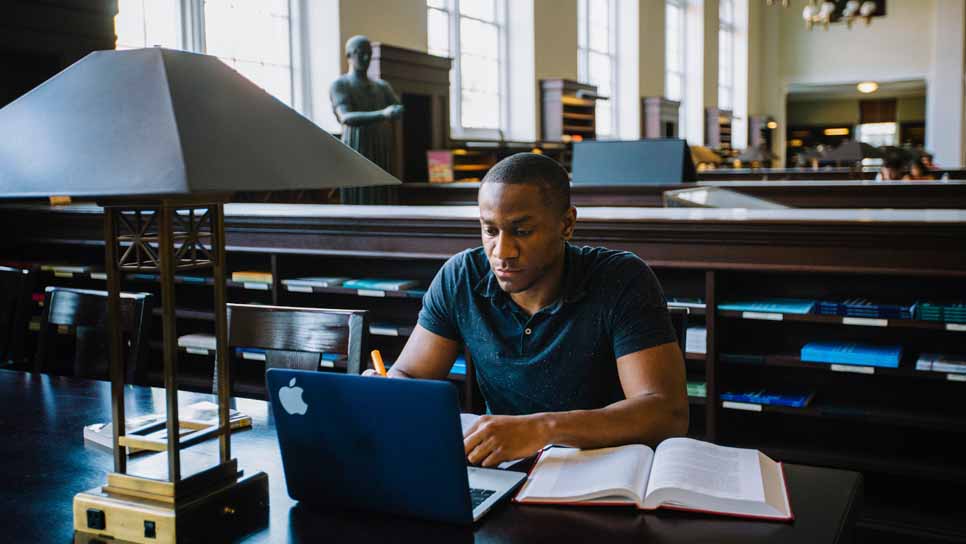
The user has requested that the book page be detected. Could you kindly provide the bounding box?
[646,437,764,503]
[516,445,653,503]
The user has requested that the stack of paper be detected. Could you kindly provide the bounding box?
[685,326,706,354]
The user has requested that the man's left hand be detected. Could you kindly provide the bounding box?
[464,414,550,467]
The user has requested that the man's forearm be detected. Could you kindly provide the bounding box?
[339,110,386,126]
[538,393,689,449]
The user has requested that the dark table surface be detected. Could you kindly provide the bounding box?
[0,369,862,543]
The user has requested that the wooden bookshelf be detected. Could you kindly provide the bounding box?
[540,79,598,142]
[705,107,733,150]
[4,202,966,541]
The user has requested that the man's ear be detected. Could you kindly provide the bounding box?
[561,206,577,240]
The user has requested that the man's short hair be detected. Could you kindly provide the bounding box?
[480,153,571,212]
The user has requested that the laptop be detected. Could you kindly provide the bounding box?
[266,369,527,524]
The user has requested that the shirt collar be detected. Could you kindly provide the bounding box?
[473,243,589,310]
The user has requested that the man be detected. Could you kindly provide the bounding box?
[367,153,688,467]
[330,35,403,204]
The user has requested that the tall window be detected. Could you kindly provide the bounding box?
[665,0,687,137]
[718,0,735,112]
[578,0,616,138]
[115,0,295,107]
[427,0,507,136]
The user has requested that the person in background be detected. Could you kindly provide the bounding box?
[920,153,936,170]
[905,159,935,181]
[876,155,907,181]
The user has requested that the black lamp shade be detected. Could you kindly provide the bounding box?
[0,48,399,198]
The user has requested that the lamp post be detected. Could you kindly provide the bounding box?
[0,48,399,543]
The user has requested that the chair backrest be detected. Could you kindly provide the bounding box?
[34,287,153,383]
[0,266,34,366]
[226,303,369,376]
[666,305,690,354]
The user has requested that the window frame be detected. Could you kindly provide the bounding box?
[718,0,736,112]
[577,0,618,138]
[665,0,687,138]
[427,0,509,140]
[115,0,302,111]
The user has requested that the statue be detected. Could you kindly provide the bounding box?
[330,35,404,204]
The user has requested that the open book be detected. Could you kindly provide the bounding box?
[514,437,792,521]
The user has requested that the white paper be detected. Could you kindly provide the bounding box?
[647,437,764,503]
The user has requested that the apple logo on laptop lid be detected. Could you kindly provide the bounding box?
[279,377,308,415]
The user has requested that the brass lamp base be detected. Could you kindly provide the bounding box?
[73,471,268,543]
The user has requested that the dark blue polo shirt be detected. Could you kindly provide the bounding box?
[417,243,677,415]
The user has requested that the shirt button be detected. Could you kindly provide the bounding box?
[524,328,532,335]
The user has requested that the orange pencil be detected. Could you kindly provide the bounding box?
[371,349,387,376]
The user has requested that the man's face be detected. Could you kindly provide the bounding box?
[478,182,575,294]
[348,44,372,72]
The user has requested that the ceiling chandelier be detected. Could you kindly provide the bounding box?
[767,1,879,30]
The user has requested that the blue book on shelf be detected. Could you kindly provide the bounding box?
[718,299,816,315]
[800,341,902,368]
[342,278,419,291]
[450,355,467,375]
[282,277,349,288]
[175,274,208,284]
[721,390,814,408]
[130,273,160,281]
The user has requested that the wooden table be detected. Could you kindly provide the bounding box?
[0,369,862,543]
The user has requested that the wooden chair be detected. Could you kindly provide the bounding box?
[33,287,153,384]
[0,266,34,367]
[217,303,369,396]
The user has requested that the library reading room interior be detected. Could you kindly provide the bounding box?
[2,1,966,543]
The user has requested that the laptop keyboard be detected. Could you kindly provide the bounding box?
[469,488,497,509]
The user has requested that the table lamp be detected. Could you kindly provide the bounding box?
[0,48,399,543]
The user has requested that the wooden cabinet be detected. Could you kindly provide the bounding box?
[540,79,598,142]
[705,107,733,150]
[642,96,681,139]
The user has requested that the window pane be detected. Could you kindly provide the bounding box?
[460,17,498,58]
[596,100,612,137]
[427,0,446,8]
[460,0,496,22]
[719,86,732,111]
[428,8,450,56]
[204,0,292,105]
[588,51,612,95]
[666,73,682,102]
[115,0,180,50]
[588,0,609,29]
[461,90,500,129]
[461,54,499,94]
[720,0,734,25]
[589,23,609,52]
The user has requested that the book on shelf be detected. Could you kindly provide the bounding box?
[718,299,816,315]
[514,437,792,521]
[83,401,251,455]
[281,277,349,288]
[369,322,414,337]
[686,326,706,354]
[39,264,93,274]
[816,298,915,320]
[916,353,966,374]
[178,333,216,351]
[720,389,814,408]
[687,381,706,398]
[666,297,705,310]
[341,278,419,291]
[917,301,966,324]
[800,341,902,368]
[451,355,467,376]
[231,271,273,283]
[427,150,455,183]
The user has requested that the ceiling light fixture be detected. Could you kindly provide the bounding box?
[856,81,879,94]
